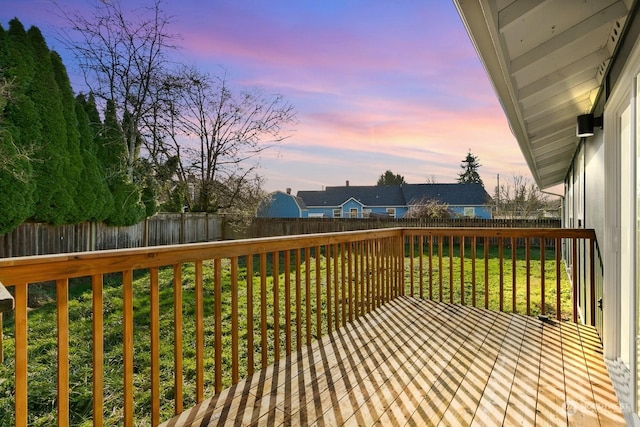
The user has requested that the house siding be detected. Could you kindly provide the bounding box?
[448,205,492,219]
[298,183,492,220]
[306,205,408,218]
[342,199,364,218]
[563,7,640,348]
[257,192,307,218]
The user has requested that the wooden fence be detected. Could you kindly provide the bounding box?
[0,213,223,258]
[0,216,561,258]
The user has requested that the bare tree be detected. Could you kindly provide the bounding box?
[145,67,296,213]
[405,197,452,219]
[62,0,177,182]
[61,1,293,214]
[493,174,558,219]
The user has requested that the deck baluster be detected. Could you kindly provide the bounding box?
[172,265,183,415]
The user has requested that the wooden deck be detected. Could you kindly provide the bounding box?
[161,296,625,426]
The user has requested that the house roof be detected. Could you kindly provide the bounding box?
[298,185,406,207]
[402,183,491,206]
[453,0,638,189]
[291,194,308,210]
[297,183,491,207]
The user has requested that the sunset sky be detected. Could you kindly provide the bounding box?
[1,0,533,195]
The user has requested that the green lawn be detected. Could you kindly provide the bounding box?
[404,244,572,318]
[0,244,570,425]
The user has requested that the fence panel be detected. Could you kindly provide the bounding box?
[1,216,557,258]
[0,214,224,257]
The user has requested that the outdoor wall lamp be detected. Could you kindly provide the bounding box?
[576,113,603,137]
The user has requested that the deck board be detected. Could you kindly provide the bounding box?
[161,297,625,427]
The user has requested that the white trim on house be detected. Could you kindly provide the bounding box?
[603,30,640,422]
[339,197,365,208]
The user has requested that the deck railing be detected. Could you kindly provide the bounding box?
[0,227,598,426]
[402,228,599,324]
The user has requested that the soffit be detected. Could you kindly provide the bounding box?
[454,0,635,189]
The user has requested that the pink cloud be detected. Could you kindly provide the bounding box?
[1,0,535,196]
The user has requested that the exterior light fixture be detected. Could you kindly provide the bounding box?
[576,113,603,137]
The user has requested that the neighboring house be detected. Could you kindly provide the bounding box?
[292,182,492,219]
[403,183,492,219]
[454,0,639,423]
[298,184,406,218]
[256,190,308,218]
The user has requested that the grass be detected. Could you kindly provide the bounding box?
[0,244,570,425]
[405,244,572,319]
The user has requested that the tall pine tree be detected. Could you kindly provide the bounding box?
[0,18,160,232]
[27,25,75,224]
[50,51,84,222]
[75,93,113,221]
[101,99,146,225]
[457,150,484,186]
[0,20,36,233]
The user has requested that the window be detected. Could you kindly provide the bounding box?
[333,209,341,218]
[386,208,396,218]
[349,208,358,218]
[463,207,475,217]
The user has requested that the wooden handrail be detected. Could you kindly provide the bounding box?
[0,227,600,426]
[0,228,401,285]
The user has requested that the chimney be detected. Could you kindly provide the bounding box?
[286,188,291,194]
[346,180,349,187]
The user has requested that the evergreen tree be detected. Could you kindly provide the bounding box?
[83,93,103,132]
[0,20,36,233]
[101,99,145,225]
[136,158,159,217]
[377,170,406,186]
[27,25,74,224]
[3,20,40,148]
[81,93,115,220]
[3,19,34,90]
[50,51,84,222]
[75,94,112,221]
[457,150,484,185]
[0,26,33,233]
[0,135,33,234]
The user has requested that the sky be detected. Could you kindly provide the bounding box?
[1,0,534,195]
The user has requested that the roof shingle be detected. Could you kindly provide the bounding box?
[297,183,491,207]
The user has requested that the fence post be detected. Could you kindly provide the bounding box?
[180,213,185,244]
[144,217,149,247]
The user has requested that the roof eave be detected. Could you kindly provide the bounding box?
[453,1,562,189]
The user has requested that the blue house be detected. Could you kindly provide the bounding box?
[256,190,308,218]
[402,183,493,219]
[260,183,492,219]
[298,185,406,218]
